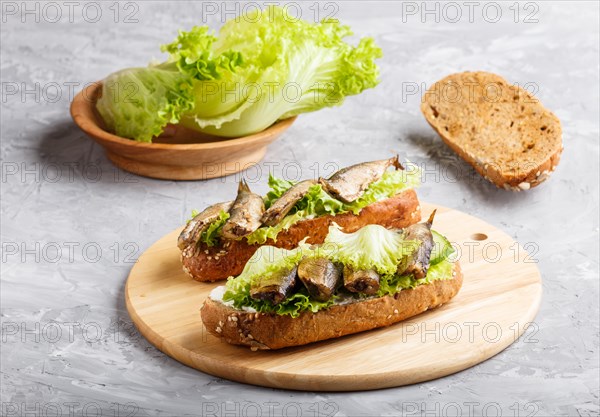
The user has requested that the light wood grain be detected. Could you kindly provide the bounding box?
[70,82,296,180]
[125,203,542,391]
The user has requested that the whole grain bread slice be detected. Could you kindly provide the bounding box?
[420,71,562,190]
[201,262,462,350]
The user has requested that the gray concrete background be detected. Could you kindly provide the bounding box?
[1,1,598,416]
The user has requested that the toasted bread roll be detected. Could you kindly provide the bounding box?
[181,189,421,282]
[421,71,562,190]
[201,262,462,350]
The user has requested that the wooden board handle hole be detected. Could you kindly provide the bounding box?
[471,233,488,241]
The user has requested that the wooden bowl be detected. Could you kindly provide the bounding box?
[70,82,296,180]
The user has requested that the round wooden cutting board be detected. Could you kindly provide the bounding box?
[125,203,542,391]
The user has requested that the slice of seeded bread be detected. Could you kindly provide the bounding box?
[420,71,562,191]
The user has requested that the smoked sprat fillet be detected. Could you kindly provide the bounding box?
[420,71,562,191]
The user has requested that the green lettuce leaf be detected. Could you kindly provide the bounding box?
[297,184,345,216]
[160,24,256,122]
[160,26,245,82]
[245,210,305,245]
[176,6,382,137]
[423,257,455,282]
[200,210,230,247]
[264,174,295,209]
[324,224,415,275]
[269,291,335,317]
[228,287,335,318]
[96,67,194,143]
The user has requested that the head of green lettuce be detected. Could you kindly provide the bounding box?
[96,6,383,142]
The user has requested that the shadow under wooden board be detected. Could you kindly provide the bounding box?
[125,203,542,391]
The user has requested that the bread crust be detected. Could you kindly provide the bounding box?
[181,189,421,282]
[201,262,463,350]
[420,71,562,190]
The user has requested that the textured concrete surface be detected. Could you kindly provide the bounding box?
[1,1,598,416]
